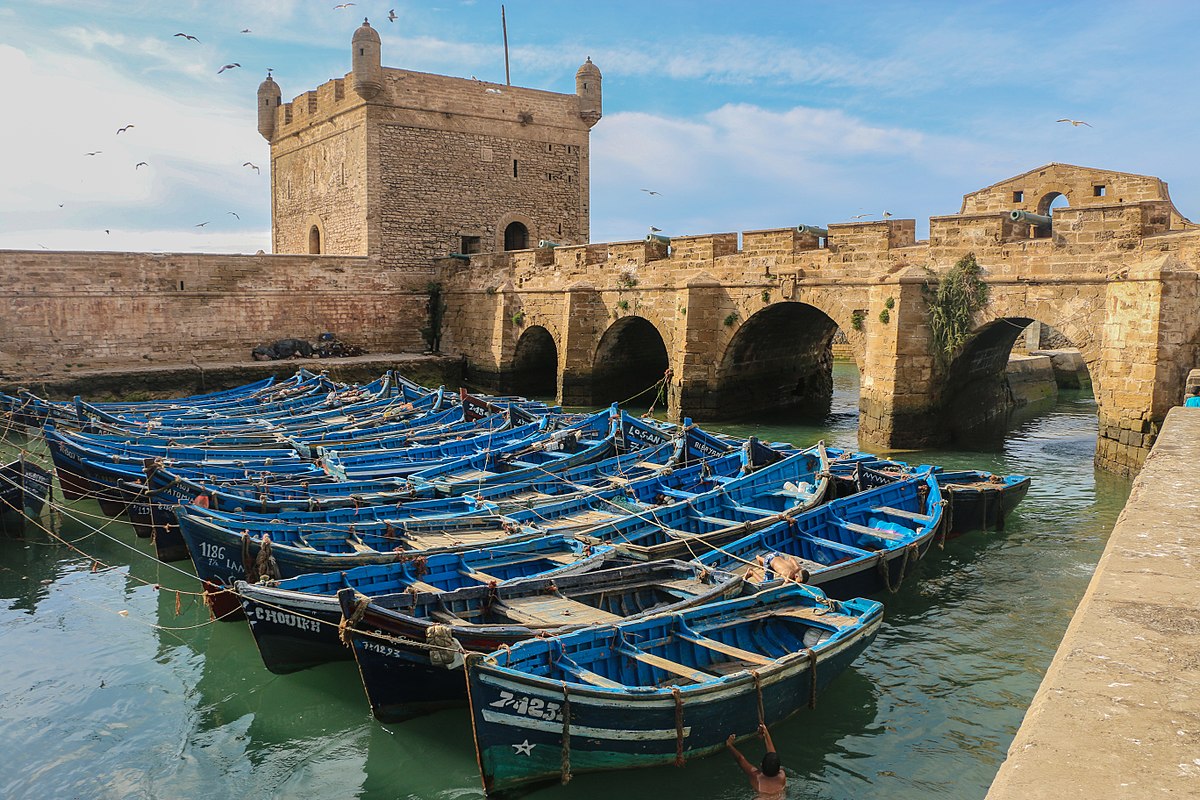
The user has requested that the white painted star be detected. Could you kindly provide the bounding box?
[512,739,535,756]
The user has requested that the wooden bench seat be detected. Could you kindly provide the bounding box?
[841,521,908,542]
[675,631,772,665]
[493,594,621,627]
[557,659,625,689]
[874,505,933,523]
[621,648,716,683]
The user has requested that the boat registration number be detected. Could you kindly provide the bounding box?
[488,691,563,722]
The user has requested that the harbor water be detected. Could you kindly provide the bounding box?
[0,362,1131,799]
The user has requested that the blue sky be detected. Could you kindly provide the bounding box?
[2,0,1199,253]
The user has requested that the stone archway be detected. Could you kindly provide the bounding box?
[709,301,851,419]
[305,215,326,254]
[510,325,558,398]
[592,316,669,407]
[495,212,536,252]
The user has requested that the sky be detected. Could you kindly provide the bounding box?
[2,0,1199,253]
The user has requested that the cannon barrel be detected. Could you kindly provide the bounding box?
[1010,210,1052,227]
[537,239,560,249]
[796,224,828,238]
[645,233,671,245]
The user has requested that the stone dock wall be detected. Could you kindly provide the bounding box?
[985,406,1200,799]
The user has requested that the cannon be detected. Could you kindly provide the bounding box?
[1010,210,1052,228]
[537,240,560,249]
[796,224,828,238]
[645,232,671,245]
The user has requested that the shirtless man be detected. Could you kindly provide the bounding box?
[725,723,786,799]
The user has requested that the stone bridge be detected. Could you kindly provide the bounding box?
[437,164,1200,476]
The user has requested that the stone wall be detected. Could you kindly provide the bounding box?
[0,250,428,379]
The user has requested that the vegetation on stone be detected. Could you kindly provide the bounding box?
[924,253,989,365]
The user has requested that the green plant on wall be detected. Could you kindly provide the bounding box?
[723,312,738,327]
[617,299,629,311]
[851,309,865,331]
[511,310,525,326]
[419,281,446,352]
[761,290,771,303]
[924,252,990,364]
[617,268,639,289]
[878,308,890,324]
[884,296,895,309]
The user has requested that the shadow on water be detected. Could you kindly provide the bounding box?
[0,364,1132,800]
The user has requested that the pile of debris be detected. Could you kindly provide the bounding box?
[252,333,366,362]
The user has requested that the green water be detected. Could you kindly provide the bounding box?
[0,363,1131,799]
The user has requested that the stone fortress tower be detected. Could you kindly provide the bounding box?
[257,19,601,271]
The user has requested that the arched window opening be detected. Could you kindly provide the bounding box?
[308,225,322,254]
[504,221,528,251]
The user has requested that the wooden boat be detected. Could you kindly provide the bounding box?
[830,459,1029,535]
[579,446,830,561]
[336,560,742,722]
[463,583,883,795]
[235,535,616,673]
[935,470,1031,532]
[0,459,53,537]
[695,472,944,598]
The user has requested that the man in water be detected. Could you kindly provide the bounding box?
[1186,386,1200,408]
[725,723,786,799]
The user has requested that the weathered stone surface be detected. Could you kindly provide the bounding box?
[985,407,1200,800]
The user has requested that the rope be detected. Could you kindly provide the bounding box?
[338,592,371,646]
[672,686,686,767]
[752,670,765,724]
[560,681,572,785]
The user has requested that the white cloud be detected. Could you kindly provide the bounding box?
[0,227,270,254]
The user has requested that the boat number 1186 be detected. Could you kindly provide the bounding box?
[488,691,563,722]
[198,542,227,561]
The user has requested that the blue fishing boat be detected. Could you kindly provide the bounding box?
[696,472,944,598]
[463,583,883,795]
[235,535,615,673]
[0,459,53,537]
[935,470,1031,532]
[336,560,742,722]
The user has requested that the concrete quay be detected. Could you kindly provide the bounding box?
[986,406,1200,799]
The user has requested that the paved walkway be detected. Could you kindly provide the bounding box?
[986,406,1200,798]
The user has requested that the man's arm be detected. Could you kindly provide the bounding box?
[759,723,776,753]
[725,733,756,776]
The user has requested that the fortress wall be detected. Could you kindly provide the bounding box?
[0,250,427,379]
[272,104,370,256]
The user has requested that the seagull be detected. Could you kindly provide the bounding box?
[850,213,871,219]
[227,211,240,220]
[116,124,135,134]
[1057,118,1092,127]
[38,244,48,249]
[135,162,149,169]
[882,211,893,218]
[240,28,252,33]
[242,161,261,174]
[173,33,199,42]
[640,189,661,196]
[194,222,209,227]
[485,87,502,94]
[218,63,241,74]
[649,226,662,233]
[58,203,65,208]
[333,3,356,8]
[105,229,111,234]
[388,8,397,21]
[85,151,102,156]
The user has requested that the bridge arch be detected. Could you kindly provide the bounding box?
[592,315,669,407]
[710,301,857,419]
[509,325,558,398]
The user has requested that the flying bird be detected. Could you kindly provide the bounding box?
[242,161,260,173]
[882,211,893,218]
[105,229,111,234]
[850,213,871,219]
[135,162,148,169]
[85,151,102,156]
[218,63,241,74]
[240,28,252,33]
[649,226,662,233]
[1056,118,1092,127]
[116,124,135,134]
[388,8,397,21]
[227,211,240,220]
[485,87,502,94]
[333,3,356,8]
[194,222,209,227]
[640,189,661,196]
[58,203,65,208]
[173,33,199,42]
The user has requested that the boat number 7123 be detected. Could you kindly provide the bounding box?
[488,691,563,722]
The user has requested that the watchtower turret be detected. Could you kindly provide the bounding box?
[352,19,383,100]
[257,71,282,141]
[576,57,602,128]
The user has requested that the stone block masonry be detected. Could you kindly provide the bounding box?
[0,250,428,379]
